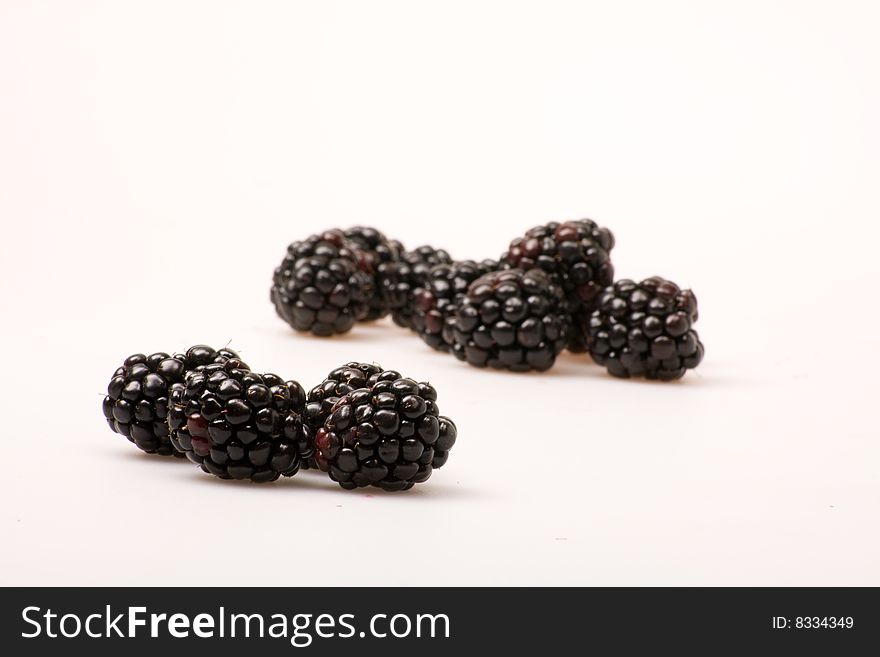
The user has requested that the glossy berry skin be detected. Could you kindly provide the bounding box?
[382,245,453,330]
[271,230,374,336]
[168,364,312,483]
[304,361,385,432]
[502,219,614,352]
[313,367,457,491]
[102,345,244,456]
[344,226,402,321]
[412,259,499,352]
[450,268,569,372]
[587,277,704,381]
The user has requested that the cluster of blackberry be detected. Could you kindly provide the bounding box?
[272,222,704,379]
[103,347,457,491]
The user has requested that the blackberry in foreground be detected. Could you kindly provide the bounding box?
[102,345,245,456]
[383,245,453,329]
[168,364,312,482]
[502,219,614,352]
[304,362,384,431]
[412,259,499,352]
[313,366,457,491]
[450,268,568,372]
[271,230,374,336]
[301,362,384,469]
[344,226,402,321]
[587,277,704,380]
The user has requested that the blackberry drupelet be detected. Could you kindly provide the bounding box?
[313,367,457,490]
[412,259,499,352]
[502,219,615,352]
[450,268,568,372]
[168,364,312,482]
[344,226,402,321]
[587,277,704,380]
[102,345,244,456]
[271,230,374,336]
[383,245,453,329]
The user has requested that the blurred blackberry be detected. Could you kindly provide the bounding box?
[313,367,457,491]
[404,244,453,268]
[502,219,614,352]
[587,277,704,381]
[102,345,244,456]
[376,260,416,325]
[450,268,568,372]
[271,230,374,336]
[412,259,499,352]
[168,364,312,482]
[384,245,453,329]
[344,226,402,321]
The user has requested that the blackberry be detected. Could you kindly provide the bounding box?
[404,244,453,269]
[168,364,312,482]
[102,345,244,456]
[376,260,417,325]
[412,259,499,352]
[299,361,385,470]
[344,226,402,321]
[450,268,568,372]
[383,245,453,329]
[304,361,384,430]
[313,367,457,491]
[587,277,704,380]
[502,219,615,352]
[271,230,374,336]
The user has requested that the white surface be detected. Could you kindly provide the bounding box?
[1,0,879,586]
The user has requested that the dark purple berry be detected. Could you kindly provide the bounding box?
[312,364,457,491]
[451,269,569,372]
[168,363,312,483]
[102,345,246,456]
[587,277,704,380]
[502,219,614,352]
[271,230,374,336]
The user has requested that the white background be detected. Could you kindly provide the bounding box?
[1,0,878,586]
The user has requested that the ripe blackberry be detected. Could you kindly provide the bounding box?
[271,230,374,336]
[450,268,568,372]
[383,245,453,329]
[304,361,384,430]
[587,277,704,380]
[502,219,615,352]
[102,345,244,456]
[344,226,402,321]
[299,362,384,470]
[313,367,457,491]
[412,259,499,352]
[168,364,312,482]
